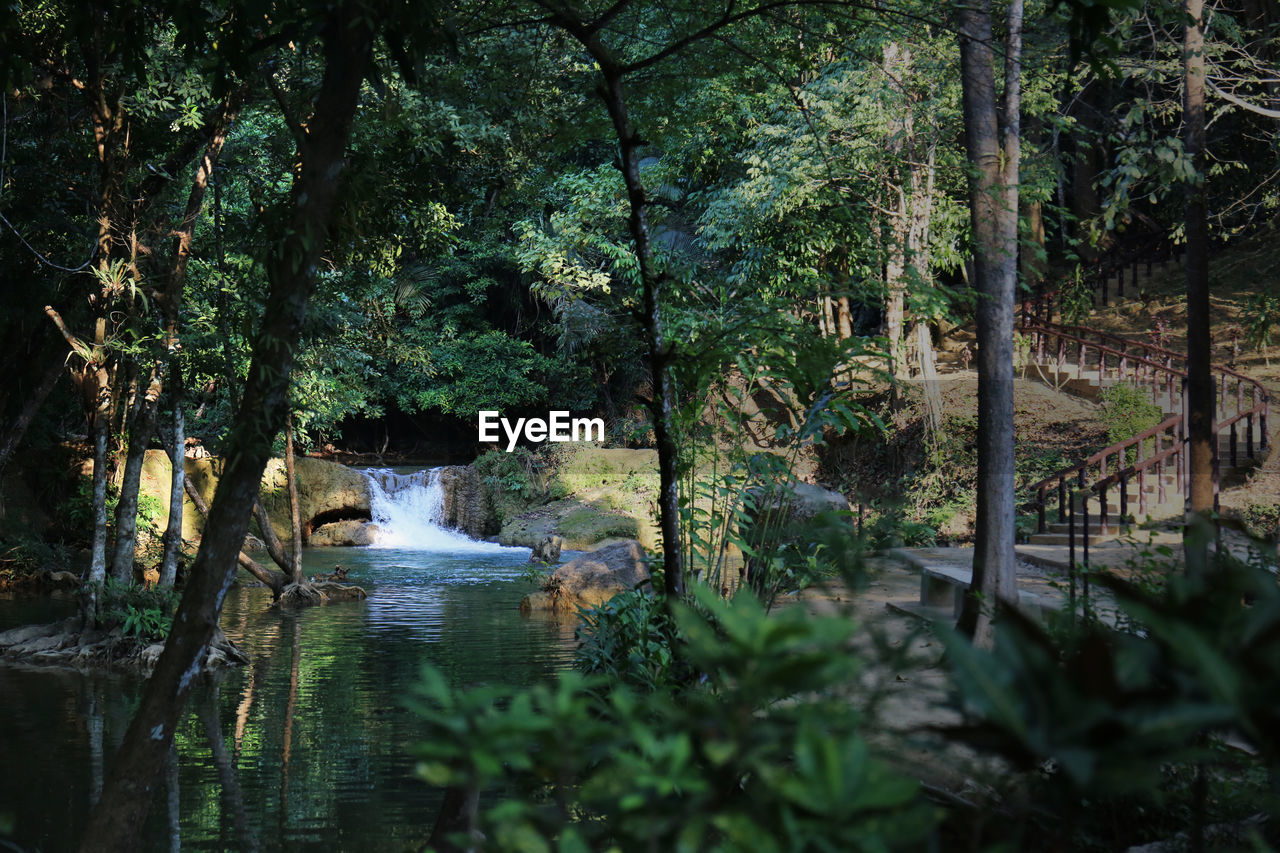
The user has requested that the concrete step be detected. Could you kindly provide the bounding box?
[1028,531,1114,546]
[1045,517,1175,534]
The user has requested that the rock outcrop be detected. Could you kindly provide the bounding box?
[134,453,372,547]
[520,539,650,613]
[0,619,248,676]
[258,457,372,542]
[435,465,495,538]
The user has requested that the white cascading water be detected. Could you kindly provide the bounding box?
[362,468,508,552]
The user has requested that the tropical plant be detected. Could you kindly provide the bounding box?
[409,587,934,851]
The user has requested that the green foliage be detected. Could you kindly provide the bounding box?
[474,448,545,524]
[1241,503,1280,541]
[64,479,165,559]
[0,537,71,582]
[574,588,680,691]
[1058,266,1095,326]
[1244,288,1280,364]
[101,578,176,642]
[1099,381,1163,462]
[409,588,935,851]
[942,547,1280,848]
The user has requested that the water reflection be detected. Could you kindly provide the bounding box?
[0,544,576,851]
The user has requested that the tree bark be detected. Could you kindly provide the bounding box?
[1183,0,1214,576]
[79,11,371,849]
[109,363,162,584]
[285,412,304,585]
[159,363,185,589]
[955,0,1023,646]
[156,87,242,588]
[547,16,685,597]
[87,389,110,610]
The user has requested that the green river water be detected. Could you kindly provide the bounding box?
[0,469,577,852]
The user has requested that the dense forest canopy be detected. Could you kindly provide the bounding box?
[0,0,1273,453]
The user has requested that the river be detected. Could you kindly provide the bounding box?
[0,468,576,851]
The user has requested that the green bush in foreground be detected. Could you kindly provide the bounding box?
[408,587,935,852]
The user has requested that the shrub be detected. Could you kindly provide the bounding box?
[575,587,681,691]
[408,588,935,851]
[474,447,545,524]
[100,577,177,641]
[1244,287,1279,365]
[1099,382,1163,462]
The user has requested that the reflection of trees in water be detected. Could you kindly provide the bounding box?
[164,743,179,853]
[279,617,301,844]
[0,575,573,848]
[195,684,257,852]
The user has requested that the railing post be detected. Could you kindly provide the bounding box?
[1038,484,1047,534]
[1213,412,1221,514]
[1101,480,1110,537]
[1057,477,1066,524]
[1247,412,1255,460]
[1068,489,1077,611]
[1262,395,1269,450]
[1230,422,1238,469]
[1082,494,1091,602]
[1137,438,1147,518]
[1120,471,1129,526]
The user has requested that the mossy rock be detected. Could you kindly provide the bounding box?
[500,498,655,552]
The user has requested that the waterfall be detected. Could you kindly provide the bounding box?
[362,468,508,552]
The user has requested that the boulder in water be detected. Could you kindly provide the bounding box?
[520,539,649,614]
[529,534,563,564]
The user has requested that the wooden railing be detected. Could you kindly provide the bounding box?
[1016,247,1271,569]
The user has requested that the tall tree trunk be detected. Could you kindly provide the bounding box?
[550,20,684,597]
[109,363,162,584]
[955,0,1023,646]
[1183,0,1214,576]
[285,412,303,585]
[1068,80,1105,261]
[79,13,371,849]
[883,42,913,379]
[836,295,853,339]
[44,306,111,615]
[87,395,110,614]
[159,364,185,589]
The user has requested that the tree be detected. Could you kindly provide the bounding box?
[80,5,374,847]
[1182,0,1214,576]
[954,0,1023,646]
